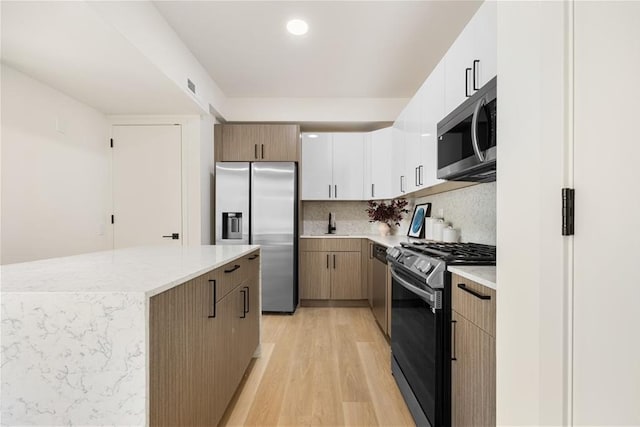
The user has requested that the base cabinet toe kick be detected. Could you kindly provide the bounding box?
[150,249,261,426]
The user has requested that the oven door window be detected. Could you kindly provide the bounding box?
[391,274,439,425]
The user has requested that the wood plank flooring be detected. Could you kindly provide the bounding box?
[220,307,415,427]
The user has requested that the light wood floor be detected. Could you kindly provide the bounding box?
[220,307,415,427]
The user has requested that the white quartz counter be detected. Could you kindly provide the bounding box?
[448,265,497,290]
[1,245,259,426]
[300,234,418,248]
[1,244,259,297]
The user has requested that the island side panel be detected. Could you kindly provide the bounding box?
[1,292,147,426]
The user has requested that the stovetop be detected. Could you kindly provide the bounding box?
[386,241,496,289]
[399,241,496,265]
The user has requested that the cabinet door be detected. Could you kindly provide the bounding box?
[420,60,446,188]
[391,125,407,197]
[370,128,394,199]
[259,124,299,161]
[332,133,365,200]
[212,285,238,425]
[404,97,422,193]
[299,251,331,299]
[220,125,261,161]
[451,311,496,427]
[468,1,497,90]
[301,133,333,200]
[330,252,362,300]
[444,17,476,116]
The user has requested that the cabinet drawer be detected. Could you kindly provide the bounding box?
[243,250,260,279]
[299,238,362,252]
[208,257,247,301]
[451,273,496,337]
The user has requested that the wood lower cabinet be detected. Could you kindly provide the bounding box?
[299,239,363,300]
[300,251,331,299]
[150,249,260,426]
[217,124,300,162]
[451,274,496,427]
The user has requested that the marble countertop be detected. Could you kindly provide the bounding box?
[300,234,420,248]
[448,265,496,290]
[1,245,259,297]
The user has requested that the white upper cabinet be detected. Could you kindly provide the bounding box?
[332,133,364,200]
[420,60,446,188]
[301,132,364,200]
[403,96,423,194]
[301,133,333,200]
[367,127,394,200]
[444,1,497,116]
[391,124,407,197]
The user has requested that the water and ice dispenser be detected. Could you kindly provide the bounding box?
[222,212,243,239]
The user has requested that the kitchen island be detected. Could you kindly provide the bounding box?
[1,245,260,426]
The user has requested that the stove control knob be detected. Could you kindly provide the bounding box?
[386,248,400,259]
[416,260,432,273]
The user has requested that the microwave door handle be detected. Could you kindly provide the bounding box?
[471,97,487,163]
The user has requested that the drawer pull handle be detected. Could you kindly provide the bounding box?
[208,279,217,318]
[457,283,491,300]
[248,254,259,260]
[224,264,240,274]
[451,319,457,361]
[240,289,247,318]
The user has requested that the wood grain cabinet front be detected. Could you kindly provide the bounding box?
[451,274,496,427]
[217,124,300,162]
[149,250,260,426]
[299,240,363,301]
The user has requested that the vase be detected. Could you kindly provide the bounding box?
[378,222,391,236]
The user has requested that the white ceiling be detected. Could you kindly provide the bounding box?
[1,1,202,115]
[154,1,482,98]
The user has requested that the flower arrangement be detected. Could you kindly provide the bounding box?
[366,199,410,227]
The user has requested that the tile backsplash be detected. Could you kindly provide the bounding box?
[302,182,496,245]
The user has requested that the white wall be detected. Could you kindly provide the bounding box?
[1,65,112,264]
[200,115,215,244]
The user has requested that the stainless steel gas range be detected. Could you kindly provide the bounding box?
[386,241,496,427]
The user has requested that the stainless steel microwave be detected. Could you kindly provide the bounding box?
[437,77,497,182]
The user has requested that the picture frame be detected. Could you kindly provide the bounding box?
[407,203,432,238]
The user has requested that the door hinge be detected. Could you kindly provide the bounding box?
[562,188,574,236]
[110,138,113,148]
[111,214,114,224]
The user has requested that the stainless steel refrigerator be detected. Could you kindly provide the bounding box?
[215,162,297,313]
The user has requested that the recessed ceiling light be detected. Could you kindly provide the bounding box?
[421,133,432,137]
[287,19,308,36]
[306,134,318,138]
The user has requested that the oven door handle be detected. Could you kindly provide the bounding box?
[390,267,438,308]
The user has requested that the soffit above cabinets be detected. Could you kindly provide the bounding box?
[153,1,482,98]
[0,1,202,115]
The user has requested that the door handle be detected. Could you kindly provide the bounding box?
[333,254,336,269]
[334,185,337,199]
[162,233,179,240]
[371,183,375,198]
[472,59,480,90]
[208,279,217,318]
[451,319,457,361]
[419,165,424,185]
[254,144,258,159]
[224,264,240,274]
[369,243,373,259]
[415,167,419,187]
[261,144,265,159]
[243,286,249,314]
[465,67,472,97]
[240,289,247,318]
[326,254,329,269]
[329,184,332,199]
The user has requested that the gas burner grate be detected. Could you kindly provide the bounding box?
[400,241,496,264]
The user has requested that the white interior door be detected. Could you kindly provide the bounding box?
[112,125,182,249]
[573,2,640,424]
